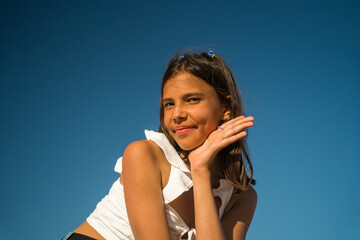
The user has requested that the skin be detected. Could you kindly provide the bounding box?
[161,72,226,151]
[74,72,257,240]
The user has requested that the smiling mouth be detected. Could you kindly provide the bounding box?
[175,127,194,136]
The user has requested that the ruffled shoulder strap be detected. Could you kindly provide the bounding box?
[144,130,191,173]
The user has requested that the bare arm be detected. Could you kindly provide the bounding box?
[189,116,255,240]
[122,141,171,240]
[192,169,227,239]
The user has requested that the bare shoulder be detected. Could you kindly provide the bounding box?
[121,140,169,184]
[230,186,258,220]
[122,140,166,167]
[234,185,258,207]
[222,186,258,239]
[123,140,159,160]
[121,140,160,177]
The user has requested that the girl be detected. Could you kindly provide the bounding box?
[64,50,257,240]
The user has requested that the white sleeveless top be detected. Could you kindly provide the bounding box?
[87,130,234,240]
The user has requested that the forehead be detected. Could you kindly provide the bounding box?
[163,72,216,97]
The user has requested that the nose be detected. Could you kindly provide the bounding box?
[172,105,187,123]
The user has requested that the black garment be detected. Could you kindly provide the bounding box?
[62,232,97,240]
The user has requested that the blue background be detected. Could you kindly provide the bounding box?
[1,1,359,239]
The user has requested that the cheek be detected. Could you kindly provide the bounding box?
[197,107,223,126]
[163,112,171,127]
[162,113,175,135]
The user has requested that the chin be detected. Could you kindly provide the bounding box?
[176,141,202,151]
[169,132,205,151]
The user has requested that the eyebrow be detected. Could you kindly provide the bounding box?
[162,92,205,102]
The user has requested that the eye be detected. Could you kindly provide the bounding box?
[187,98,200,103]
[163,102,174,109]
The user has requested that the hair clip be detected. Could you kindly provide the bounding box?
[208,50,215,58]
[178,55,185,60]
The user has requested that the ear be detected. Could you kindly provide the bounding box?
[221,96,231,121]
[222,109,231,121]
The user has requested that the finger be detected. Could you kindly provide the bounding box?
[221,131,248,147]
[221,116,254,129]
[222,121,253,137]
[219,117,254,134]
[220,115,245,128]
[229,117,254,129]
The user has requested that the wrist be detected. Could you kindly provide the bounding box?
[188,154,216,175]
[190,167,212,179]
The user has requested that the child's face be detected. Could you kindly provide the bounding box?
[162,72,226,151]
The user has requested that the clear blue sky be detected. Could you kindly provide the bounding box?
[1,0,359,239]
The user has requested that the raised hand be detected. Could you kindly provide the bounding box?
[188,116,254,173]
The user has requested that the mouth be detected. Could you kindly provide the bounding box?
[174,126,195,136]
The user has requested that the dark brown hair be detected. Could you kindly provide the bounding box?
[159,51,255,190]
